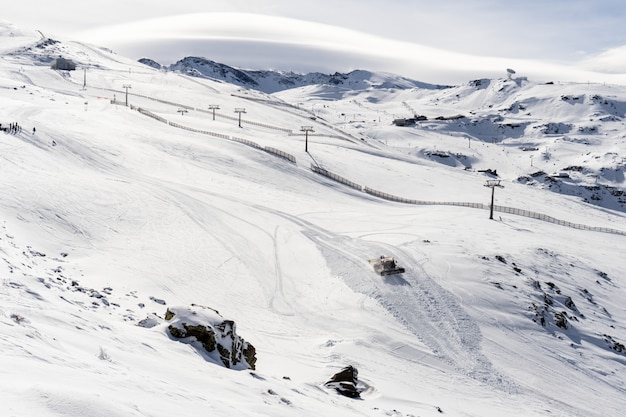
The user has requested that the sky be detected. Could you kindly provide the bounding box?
[6,0,626,84]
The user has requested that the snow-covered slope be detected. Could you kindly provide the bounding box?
[276,76,626,213]
[2,25,626,417]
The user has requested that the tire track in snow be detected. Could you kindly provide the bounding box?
[272,211,517,391]
[46,124,511,390]
[270,225,295,316]
[136,179,296,316]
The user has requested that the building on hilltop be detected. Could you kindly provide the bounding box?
[50,57,76,71]
[392,115,427,126]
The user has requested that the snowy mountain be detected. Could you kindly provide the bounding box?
[2,24,626,417]
[273,76,626,213]
[142,56,448,93]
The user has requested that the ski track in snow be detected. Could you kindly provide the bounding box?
[269,211,518,392]
[125,175,299,316]
[121,161,517,392]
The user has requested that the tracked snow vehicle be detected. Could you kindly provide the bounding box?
[369,256,405,276]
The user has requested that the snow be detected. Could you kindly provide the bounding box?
[1,25,626,417]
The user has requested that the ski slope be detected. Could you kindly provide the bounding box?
[1,27,626,417]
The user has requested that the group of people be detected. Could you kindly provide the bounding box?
[1,122,23,134]
[0,123,36,135]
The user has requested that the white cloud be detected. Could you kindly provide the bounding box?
[6,1,626,85]
[578,46,626,74]
[76,13,626,85]
[10,0,626,65]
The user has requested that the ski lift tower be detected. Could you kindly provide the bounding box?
[234,108,246,127]
[123,84,132,106]
[484,179,504,220]
[81,66,87,90]
[208,104,220,120]
[301,126,314,152]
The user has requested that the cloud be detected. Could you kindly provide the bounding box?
[78,12,626,86]
[81,12,431,58]
[578,46,626,74]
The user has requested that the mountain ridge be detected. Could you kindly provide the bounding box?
[139,56,450,94]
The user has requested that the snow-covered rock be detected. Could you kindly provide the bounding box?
[164,305,257,370]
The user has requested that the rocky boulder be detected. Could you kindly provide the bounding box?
[164,304,256,370]
[324,365,361,398]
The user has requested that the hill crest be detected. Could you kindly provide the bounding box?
[139,56,449,93]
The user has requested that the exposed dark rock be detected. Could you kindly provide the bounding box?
[555,312,568,329]
[543,292,554,306]
[469,78,490,88]
[479,168,498,177]
[563,165,584,172]
[604,335,625,353]
[165,305,256,370]
[324,365,361,398]
[138,58,162,70]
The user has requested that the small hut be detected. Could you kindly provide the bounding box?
[51,58,76,71]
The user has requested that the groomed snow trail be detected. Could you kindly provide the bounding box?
[272,211,518,392]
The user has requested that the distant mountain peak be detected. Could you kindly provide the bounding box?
[169,56,260,88]
[139,56,449,94]
[138,58,161,70]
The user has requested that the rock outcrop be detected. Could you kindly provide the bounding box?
[164,304,256,370]
[324,365,361,398]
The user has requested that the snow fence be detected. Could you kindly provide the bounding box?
[131,106,296,164]
[312,166,626,236]
[123,93,624,237]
